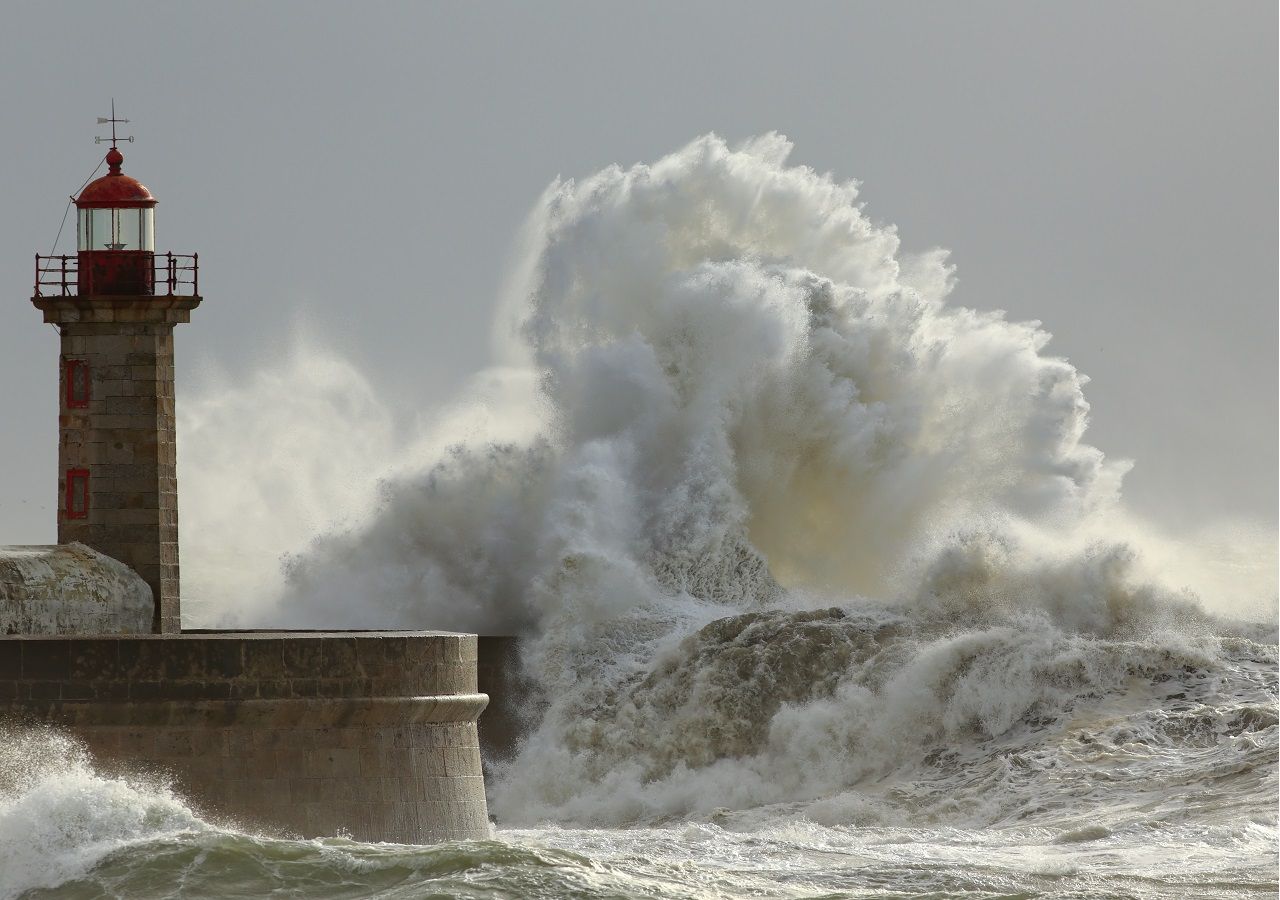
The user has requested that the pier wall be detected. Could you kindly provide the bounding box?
[0,631,489,843]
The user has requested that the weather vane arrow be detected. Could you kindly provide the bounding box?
[94,99,133,147]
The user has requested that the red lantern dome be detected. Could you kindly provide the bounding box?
[76,148,156,209]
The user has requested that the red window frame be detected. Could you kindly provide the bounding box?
[65,359,90,409]
[65,468,89,519]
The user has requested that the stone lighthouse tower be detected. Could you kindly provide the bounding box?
[32,122,200,633]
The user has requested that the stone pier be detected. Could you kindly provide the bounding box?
[0,631,489,842]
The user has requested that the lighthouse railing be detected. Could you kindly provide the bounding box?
[33,254,76,297]
[34,253,200,298]
[159,252,199,297]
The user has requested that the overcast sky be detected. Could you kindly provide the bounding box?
[0,1,1274,545]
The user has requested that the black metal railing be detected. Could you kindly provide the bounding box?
[33,252,199,298]
[34,254,75,297]
[158,252,199,297]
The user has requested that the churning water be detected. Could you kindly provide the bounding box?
[2,135,1275,898]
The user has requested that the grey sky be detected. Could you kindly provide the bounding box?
[0,1,1274,544]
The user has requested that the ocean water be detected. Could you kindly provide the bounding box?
[3,134,1275,897]
[2,630,1276,899]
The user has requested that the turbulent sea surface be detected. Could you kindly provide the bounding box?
[3,135,1276,897]
[2,637,1277,899]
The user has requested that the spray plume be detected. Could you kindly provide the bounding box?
[176,134,1275,824]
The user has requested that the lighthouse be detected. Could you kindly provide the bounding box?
[32,118,200,633]
[3,110,494,844]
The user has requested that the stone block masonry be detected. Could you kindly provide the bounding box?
[0,632,490,843]
[58,322,177,631]
[34,294,200,634]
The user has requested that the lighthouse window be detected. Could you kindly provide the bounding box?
[65,360,90,408]
[78,208,153,252]
[65,469,89,520]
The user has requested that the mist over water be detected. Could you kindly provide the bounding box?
[4,135,1273,898]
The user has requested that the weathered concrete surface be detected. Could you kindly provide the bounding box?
[0,543,151,635]
[0,631,489,842]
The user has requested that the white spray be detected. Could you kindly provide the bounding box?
[174,134,1276,825]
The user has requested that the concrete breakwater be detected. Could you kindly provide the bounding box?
[0,631,489,843]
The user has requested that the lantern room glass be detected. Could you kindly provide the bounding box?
[78,207,154,252]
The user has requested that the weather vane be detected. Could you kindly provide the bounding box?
[94,99,133,147]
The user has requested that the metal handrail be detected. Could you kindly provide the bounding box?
[33,252,200,298]
[34,254,76,297]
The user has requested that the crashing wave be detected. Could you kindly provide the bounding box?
[173,134,1275,827]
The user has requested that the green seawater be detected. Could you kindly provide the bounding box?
[14,822,1280,900]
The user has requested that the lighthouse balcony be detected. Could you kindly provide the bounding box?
[34,251,199,299]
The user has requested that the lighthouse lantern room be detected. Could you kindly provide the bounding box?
[75,145,157,295]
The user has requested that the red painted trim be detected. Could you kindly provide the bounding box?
[65,469,89,519]
[65,359,89,408]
